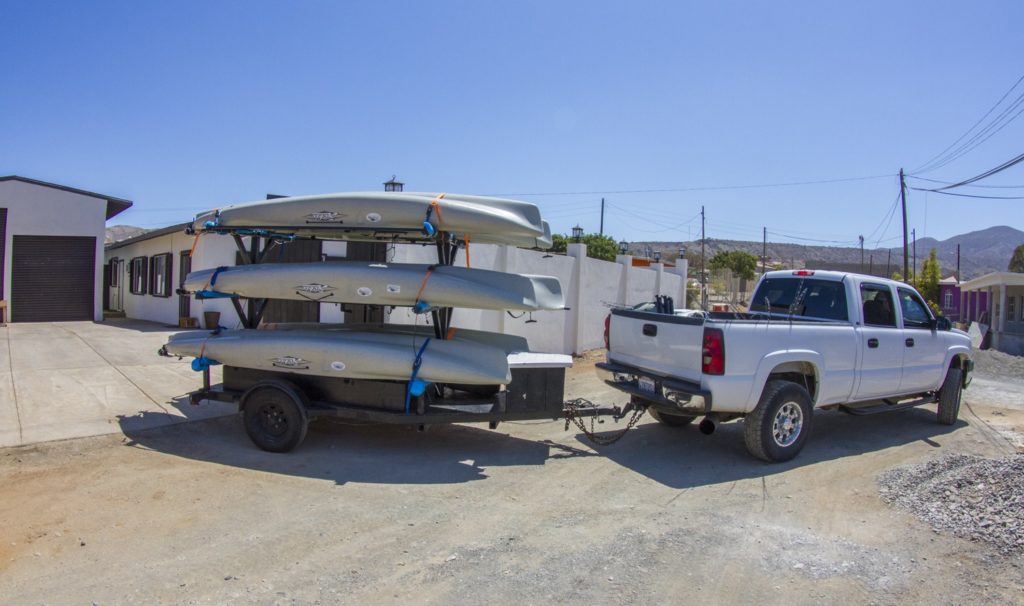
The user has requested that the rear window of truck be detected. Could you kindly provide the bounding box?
[750,278,849,321]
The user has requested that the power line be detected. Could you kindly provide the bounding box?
[906,175,1024,188]
[925,151,1024,191]
[911,74,1024,174]
[919,99,1024,174]
[489,173,894,197]
[909,188,1024,200]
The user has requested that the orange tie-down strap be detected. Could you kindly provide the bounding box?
[464,233,470,267]
[188,232,203,258]
[414,264,438,309]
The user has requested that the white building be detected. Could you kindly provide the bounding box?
[0,176,131,322]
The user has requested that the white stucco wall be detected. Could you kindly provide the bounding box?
[0,180,110,322]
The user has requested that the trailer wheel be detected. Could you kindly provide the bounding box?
[936,366,963,426]
[743,381,813,463]
[241,382,309,453]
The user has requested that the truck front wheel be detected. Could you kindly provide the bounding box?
[936,366,963,426]
[744,381,813,463]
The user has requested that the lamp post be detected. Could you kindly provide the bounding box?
[572,225,584,243]
[383,175,404,192]
[619,240,629,255]
[653,251,662,263]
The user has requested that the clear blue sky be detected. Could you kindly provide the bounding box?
[2,1,1022,249]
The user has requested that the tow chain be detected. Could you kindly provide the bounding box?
[563,398,646,446]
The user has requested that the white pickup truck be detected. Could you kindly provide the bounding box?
[598,270,973,462]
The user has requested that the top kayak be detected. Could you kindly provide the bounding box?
[191,191,552,248]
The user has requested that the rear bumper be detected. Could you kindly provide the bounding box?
[596,361,712,415]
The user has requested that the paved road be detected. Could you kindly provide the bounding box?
[0,320,232,447]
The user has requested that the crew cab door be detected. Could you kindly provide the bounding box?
[853,283,903,401]
[897,286,947,393]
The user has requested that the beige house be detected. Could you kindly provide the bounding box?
[959,271,1024,355]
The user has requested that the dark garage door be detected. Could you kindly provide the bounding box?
[11,235,96,322]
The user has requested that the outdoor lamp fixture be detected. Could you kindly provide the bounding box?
[383,175,404,192]
[678,246,686,259]
[654,251,662,263]
[572,225,584,242]
[619,240,629,254]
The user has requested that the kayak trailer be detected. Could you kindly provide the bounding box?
[185,353,633,452]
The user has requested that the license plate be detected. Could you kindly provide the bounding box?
[638,376,656,394]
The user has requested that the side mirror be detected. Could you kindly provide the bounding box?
[934,316,951,331]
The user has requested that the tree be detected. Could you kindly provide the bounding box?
[918,248,941,307]
[708,250,758,280]
[1009,244,1024,273]
[549,233,619,262]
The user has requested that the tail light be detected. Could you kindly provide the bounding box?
[702,328,725,375]
[604,314,611,350]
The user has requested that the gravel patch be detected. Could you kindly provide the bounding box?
[972,349,1024,381]
[879,454,1024,555]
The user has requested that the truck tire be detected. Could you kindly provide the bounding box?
[648,408,697,427]
[936,366,963,426]
[242,383,309,453]
[744,381,813,463]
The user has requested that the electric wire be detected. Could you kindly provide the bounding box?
[922,151,1024,191]
[908,188,1024,200]
[489,173,894,197]
[906,175,1024,188]
[911,74,1024,174]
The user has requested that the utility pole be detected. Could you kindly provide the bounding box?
[859,235,864,271]
[911,228,917,284]
[869,254,874,275]
[599,197,605,236]
[956,244,961,282]
[700,205,706,310]
[887,249,892,278]
[762,227,767,274]
[900,168,909,280]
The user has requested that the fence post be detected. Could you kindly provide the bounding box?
[567,243,587,354]
[616,254,633,306]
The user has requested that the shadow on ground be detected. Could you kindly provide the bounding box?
[581,407,965,489]
[117,403,587,486]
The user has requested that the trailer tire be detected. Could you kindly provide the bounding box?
[647,408,697,427]
[242,382,309,453]
[936,367,963,426]
[744,381,813,463]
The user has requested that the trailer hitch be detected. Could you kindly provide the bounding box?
[563,398,646,446]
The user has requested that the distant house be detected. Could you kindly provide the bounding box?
[0,176,131,322]
[959,272,1024,355]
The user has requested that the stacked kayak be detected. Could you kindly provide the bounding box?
[166,191,564,387]
[190,191,554,249]
[182,262,566,312]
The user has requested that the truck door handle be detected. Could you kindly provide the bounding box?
[867,338,879,349]
[642,324,658,337]
[905,338,915,347]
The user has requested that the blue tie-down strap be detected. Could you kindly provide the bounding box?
[194,290,235,300]
[421,220,437,237]
[413,300,432,314]
[191,356,220,372]
[404,338,432,414]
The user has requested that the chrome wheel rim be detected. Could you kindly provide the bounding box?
[772,402,803,447]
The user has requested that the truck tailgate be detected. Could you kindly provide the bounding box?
[607,309,704,383]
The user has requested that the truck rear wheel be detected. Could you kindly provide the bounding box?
[936,366,963,426]
[242,382,309,453]
[744,381,813,463]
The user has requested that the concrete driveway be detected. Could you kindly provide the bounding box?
[0,320,233,447]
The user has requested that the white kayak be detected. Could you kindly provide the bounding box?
[162,328,512,385]
[191,192,552,248]
[182,261,566,312]
[259,323,530,354]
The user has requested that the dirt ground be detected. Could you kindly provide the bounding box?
[2,351,1023,605]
